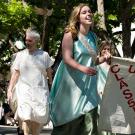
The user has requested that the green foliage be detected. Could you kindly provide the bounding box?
[0,0,37,34]
[0,0,39,77]
[0,0,135,73]
[0,40,12,75]
[108,14,117,21]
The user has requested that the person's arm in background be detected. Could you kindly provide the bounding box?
[62,32,96,76]
[7,70,20,101]
[46,67,53,87]
[96,51,111,65]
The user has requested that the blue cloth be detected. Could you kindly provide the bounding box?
[97,63,110,101]
[49,32,100,126]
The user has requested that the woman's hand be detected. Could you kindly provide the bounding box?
[97,52,111,65]
[79,65,97,75]
[103,51,111,61]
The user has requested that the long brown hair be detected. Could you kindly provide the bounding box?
[65,3,93,39]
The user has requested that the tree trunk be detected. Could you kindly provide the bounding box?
[97,0,107,31]
[42,16,50,52]
[96,0,110,41]
[121,17,131,57]
[42,15,47,50]
[120,0,134,58]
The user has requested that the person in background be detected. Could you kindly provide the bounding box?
[7,27,53,135]
[97,40,117,135]
[97,40,113,100]
[97,41,135,135]
[49,3,111,135]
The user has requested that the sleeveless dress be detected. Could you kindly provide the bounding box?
[49,32,100,127]
[13,49,53,124]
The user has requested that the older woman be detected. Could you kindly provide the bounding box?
[7,28,53,135]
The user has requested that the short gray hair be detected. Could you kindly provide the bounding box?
[26,27,40,41]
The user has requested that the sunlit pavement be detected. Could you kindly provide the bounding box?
[0,122,53,135]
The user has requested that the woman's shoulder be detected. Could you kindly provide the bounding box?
[37,49,49,56]
[62,32,74,46]
[63,32,73,39]
[38,49,52,59]
[16,49,27,56]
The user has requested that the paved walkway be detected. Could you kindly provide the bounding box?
[0,123,53,135]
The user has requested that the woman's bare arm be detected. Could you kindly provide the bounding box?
[96,52,111,65]
[46,67,53,85]
[7,70,20,101]
[62,32,96,75]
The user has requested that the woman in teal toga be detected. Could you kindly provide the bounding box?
[49,3,111,135]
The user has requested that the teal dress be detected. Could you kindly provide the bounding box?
[49,32,100,134]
